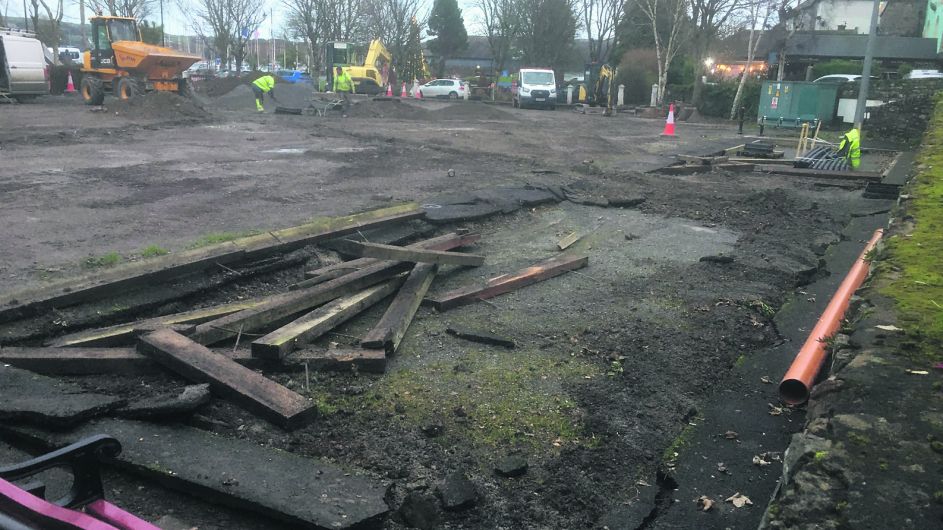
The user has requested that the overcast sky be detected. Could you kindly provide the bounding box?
[4,1,486,39]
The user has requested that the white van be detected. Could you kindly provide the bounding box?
[514,68,556,110]
[1,29,48,99]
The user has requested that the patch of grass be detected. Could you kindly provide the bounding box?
[337,348,599,452]
[879,92,943,362]
[82,251,122,269]
[187,230,260,249]
[813,450,829,462]
[848,432,871,446]
[140,244,170,258]
[734,353,747,367]
[662,422,698,465]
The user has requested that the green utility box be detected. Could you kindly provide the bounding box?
[757,81,840,128]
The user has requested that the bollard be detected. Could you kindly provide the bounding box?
[650,84,658,107]
[567,84,573,105]
[738,106,745,135]
[463,82,470,101]
[618,84,625,107]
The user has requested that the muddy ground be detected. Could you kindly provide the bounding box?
[0,86,895,529]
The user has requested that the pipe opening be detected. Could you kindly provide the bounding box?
[779,379,809,405]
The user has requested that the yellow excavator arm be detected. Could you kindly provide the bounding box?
[364,39,392,68]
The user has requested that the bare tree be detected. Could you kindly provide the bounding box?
[329,0,366,40]
[634,0,689,106]
[228,0,266,72]
[476,0,520,75]
[29,0,64,63]
[689,0,738,105]
[0,0,8,27]
[86,1,155,19]
[180,0,233,68]
[729,0,772,118]
[367,0,422,70]
[283,0,332,76]
[580,0,620,63]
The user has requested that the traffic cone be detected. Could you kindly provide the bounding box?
[65,71,76,94]
[386,84,393,97]
[661,103,677,137]
[415,81,422,100]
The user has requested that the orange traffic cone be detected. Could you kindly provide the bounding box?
[661,103,677,137]
[65,71,76,94]
[401,82,408,98]
[415,83,422,100]
[386,84,393,97]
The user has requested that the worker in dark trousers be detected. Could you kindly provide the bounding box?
[251,74,277,112]
[333,66,355,112]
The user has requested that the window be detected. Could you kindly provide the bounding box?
[108,19,140,43]
[96,24,110,50]
[522,71,554,85]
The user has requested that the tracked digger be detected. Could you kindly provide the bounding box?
[80,15,200,105]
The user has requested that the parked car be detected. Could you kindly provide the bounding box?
[1,29,49,100]
[813,74,860,83]
[904,69,943,79]
[419,78,465,99]
[278,69,312,84]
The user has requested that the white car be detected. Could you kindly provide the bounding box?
[904,69,943,79]
[419,78,465,99]
[813,74,861,83]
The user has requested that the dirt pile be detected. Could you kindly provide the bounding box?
[345,99,431,119]
[194,76,248,98]
[211,83,315,111]
[428,102,513,120]
[109,91,210,120]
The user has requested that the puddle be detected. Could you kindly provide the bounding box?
[263,148,306,154]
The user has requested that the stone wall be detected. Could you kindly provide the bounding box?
[838,79,943,144]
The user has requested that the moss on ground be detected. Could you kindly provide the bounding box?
[82,251,122,269]
[188,230,261,249]
[879,93,943,362]
[311,347,599,452]
[141,244,170,258]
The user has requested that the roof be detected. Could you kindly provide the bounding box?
[782,33,940,60]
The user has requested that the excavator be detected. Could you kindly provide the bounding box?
[324,39,392,95]
[574,62,615,107]
[80,15,201,105]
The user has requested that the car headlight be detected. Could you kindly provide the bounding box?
[521,87,530,94]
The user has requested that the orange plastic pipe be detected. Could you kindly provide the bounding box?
[779,228,884,404]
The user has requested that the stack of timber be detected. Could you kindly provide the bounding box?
[0,204,589,429]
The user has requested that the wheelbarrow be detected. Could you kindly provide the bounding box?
[0,435,160,529]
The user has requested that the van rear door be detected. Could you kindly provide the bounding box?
[2,35,48,94]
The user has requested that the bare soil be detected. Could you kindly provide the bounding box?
[0,91,888,529]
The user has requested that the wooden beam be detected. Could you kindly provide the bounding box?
[556,232,581,250]
[326,240,485,267]
[675,154,729,165]
[754,165,882,182]
[284,349,388,374]
[0,346,155,375]
[190,260,412,346]
[251,279,404,359]
[445,327,515,348]
[298,231,480,285]
[138,329,316,429]
[44,299,264,347]
[651,164,711,175]
[715,163,756,172]
[425,254,589,311]
[361,263,437,353]
[0,204,423,324]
